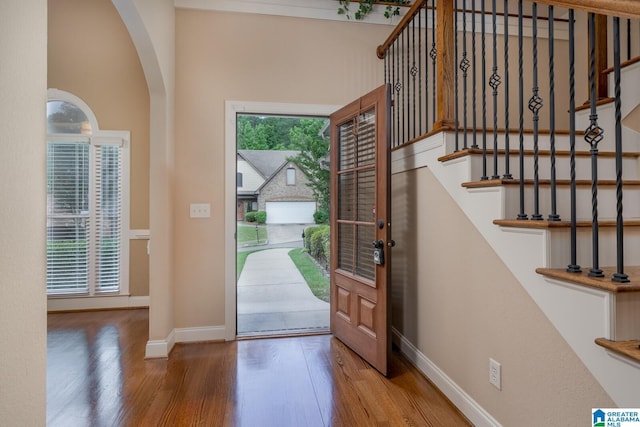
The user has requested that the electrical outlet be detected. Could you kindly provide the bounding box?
[489,358,501,390]
[190,203,211,218]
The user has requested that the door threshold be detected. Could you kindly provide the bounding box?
[236,328,330,340]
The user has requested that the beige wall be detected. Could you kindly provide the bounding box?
[391,166,614,426]
[48,0,150,296]
[174,10,389,328]
[0,0,48,424]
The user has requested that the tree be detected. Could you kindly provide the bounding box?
[288,119,330,213]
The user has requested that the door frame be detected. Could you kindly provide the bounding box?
[224,101,341,341]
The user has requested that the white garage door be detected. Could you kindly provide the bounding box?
[265,201,316,224]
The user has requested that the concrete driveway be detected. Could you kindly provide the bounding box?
[236,247,329,336]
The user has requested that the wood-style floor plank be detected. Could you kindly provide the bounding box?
[47,309,470,426]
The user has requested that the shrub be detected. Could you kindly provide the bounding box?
[244,211,256,222]
[313,210,329,224]
[304,224,330,267]
[303,225,324,250]
[254,210,267,224]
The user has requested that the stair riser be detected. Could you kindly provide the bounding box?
[502,185,640,220]
[467,154,639,181]
[547,227,640,269]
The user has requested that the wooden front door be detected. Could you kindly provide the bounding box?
[329,85,392,376]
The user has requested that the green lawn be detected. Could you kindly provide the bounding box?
[288,248,330,302]
[237,224,267,246]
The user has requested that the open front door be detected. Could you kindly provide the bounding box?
[330,85,392,376]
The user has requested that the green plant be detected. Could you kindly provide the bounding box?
[303,225,324,250]
[337,0,410,21]
[254,210,267,224]
[313,210,329,224]
[245,211,256,222]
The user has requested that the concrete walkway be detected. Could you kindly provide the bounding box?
[237,248,330,336]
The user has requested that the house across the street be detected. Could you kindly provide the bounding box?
[236,149,316,224]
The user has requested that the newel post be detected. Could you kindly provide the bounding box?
[433,0,456,131]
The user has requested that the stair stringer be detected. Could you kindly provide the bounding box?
[391,131,640,407]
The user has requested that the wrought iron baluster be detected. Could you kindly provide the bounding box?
[627,18,632,61]
[585,13,604,278]
[612,17,630,283]
[517,0,527,220]
[548,6,560,221]
[461,0,470,149]
[529,4,543,220]
[431,0,437,127]
[471,2,478,149]
[418,8,422,136]
[406,26,410,142]
[489,0,501,180]
[481,0,488,180]
[395,39,401,148]
[502,0,511,179]
[567,9,580,271]
[424,1,429,134]
[412,18,417,140]
[401,29,406,144]
[454,0,460,151]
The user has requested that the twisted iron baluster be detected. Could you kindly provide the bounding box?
[489,0,501,180]
[548,6,560,221]
[502,0,512,179]
[461,0,470,149]
[481,0,488,180]
[612,17,630,283]
[529,4,543,220]
[585,13,604,278]
[517,0,527,220]
[471,1,478,149]
[567,9,581,272]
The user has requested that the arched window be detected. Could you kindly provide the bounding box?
[46,89,129,296]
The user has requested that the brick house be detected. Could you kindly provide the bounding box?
[237,149,316,223]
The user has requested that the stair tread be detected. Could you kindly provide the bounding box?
[462,178,640,188]
[494,219,640,228]
[594,338,640,364]
[438,147,640,163]
[536,267,640,293]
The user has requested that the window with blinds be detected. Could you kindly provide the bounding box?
[46,93,128,296]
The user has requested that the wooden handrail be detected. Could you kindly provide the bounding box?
[376,0,426,59]
[530,0,640,19]
[376,0,640,60]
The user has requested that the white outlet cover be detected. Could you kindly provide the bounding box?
[489,358,501,390]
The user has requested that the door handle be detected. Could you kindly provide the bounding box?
[372,240,384,249]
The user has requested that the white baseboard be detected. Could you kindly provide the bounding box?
[175,325,226,343]
[145,325,225,358]
[48,295,150,312]
[392,328,502,427]
[145,329,176,359]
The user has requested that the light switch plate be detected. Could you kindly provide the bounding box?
[190,203,211,218]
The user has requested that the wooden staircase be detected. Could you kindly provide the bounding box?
[434,61,640,367]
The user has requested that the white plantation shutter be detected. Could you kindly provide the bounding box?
[47,140,91,294]
[94,143,122,292]
[46,92,129,297]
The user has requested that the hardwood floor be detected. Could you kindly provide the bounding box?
[47,309,470,426]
